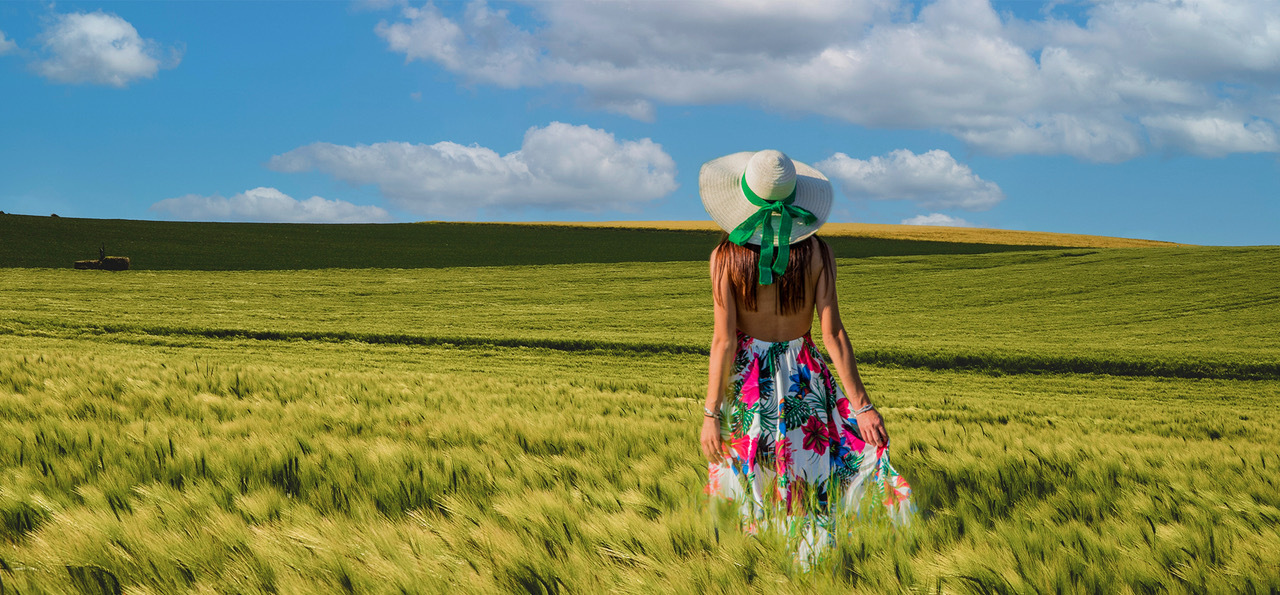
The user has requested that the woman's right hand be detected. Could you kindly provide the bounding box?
[700,416,723,463]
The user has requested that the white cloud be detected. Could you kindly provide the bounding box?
[817,149,1005,211]
[150,187,392,223]
[354,0,407,12]
[902,213,974,227]
[948,113,1146,163]
[1040,0,1280,83]
[1142,112,1280,157]
[594,98,656,122]
[34,11,181,87]
[0,31,16,55]
[377,1,538,89]
[375,0,1280,160]
[267,122,677,217]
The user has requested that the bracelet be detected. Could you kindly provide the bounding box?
[853,403,876,416]
[703,406,721,419]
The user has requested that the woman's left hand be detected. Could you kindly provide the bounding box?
[700,416,723,463]
[856,409,888,448]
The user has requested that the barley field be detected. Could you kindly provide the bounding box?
[5,246,1278,376]
[1,220,1278,593]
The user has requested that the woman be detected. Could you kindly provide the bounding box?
[699,149,913,560]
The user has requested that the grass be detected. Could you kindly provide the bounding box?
[3,246,1278,377]
[1,214,1071,270]
[0,215,1277,592]
[0,334,1276,592]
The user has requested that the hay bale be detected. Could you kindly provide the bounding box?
[73,257,130,271]
[100,256,130,271]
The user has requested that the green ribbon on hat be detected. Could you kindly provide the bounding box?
[727,174,817,285]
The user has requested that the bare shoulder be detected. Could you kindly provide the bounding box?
[808,236,829,277]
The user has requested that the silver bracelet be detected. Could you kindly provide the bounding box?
[703,406,721,419]
[853,403,876,416]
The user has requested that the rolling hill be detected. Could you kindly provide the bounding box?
[0,213,1176,270]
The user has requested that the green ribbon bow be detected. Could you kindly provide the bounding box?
[727,174,817,285]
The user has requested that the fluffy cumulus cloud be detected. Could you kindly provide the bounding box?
[817,149,1005,211]
[150,187,392,223]
[0,30,16,55]
[901,213,974,227]
[268,122,677,217]
[375,0,1280,161]
[34,11,181,87]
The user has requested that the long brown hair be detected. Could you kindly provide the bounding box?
[713,234,833,315]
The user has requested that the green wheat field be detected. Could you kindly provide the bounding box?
[1,214,1278,593]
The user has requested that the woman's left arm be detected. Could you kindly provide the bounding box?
[701,248,737,463]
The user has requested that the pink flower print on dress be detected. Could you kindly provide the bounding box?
[740,357,762,409]
[884,475,912,507]
[775,436,794,475]
[801,416,829,455]
[835,396,851,419]
[797,346,821,378]
[729,435,752,462]
[841,424,866,451]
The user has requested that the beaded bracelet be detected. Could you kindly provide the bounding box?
[703,406,721,419]
[854,403,876,416]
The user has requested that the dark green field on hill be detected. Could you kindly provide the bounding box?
[1,213,1053,269]
[2,215,1278,592]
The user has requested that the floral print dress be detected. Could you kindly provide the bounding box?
[707,331,914,559]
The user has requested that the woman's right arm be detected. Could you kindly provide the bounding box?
[814,242,888,448]
[702,246,737,462]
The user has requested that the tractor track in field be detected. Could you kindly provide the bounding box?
[5,320,1278,381]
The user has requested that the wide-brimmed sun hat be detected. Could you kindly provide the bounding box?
[700,149,833,284]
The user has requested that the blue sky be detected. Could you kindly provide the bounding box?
[2,0,1278,246]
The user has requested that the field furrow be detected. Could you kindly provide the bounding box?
[4,321,1279,381]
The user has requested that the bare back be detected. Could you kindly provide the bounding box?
[712,236,827,342]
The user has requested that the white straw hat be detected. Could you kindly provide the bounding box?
[699,149,834,284]
[699,149,833,245]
